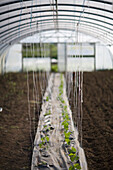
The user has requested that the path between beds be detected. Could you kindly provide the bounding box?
[31,73,88,170]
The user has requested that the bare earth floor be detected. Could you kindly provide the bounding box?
[70,70,113,170]
[0,70,113,170]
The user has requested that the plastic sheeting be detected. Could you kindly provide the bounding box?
[0,0,113,55]
[31,73,88,170]
[58,42,113,71]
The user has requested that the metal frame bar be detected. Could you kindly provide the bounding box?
[1,14,113,32]
[1,19,113,40]
[1,0,112,6]
[0,0,112,7]
[1,9,113,23]
[1,24,112,48]
[1,19,113,45]
[0,0,113,56]
[1,3,112,16]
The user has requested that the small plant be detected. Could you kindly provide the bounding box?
[46,96,49,101]
[39,135,50,148]
[51,64,58,72]
[69,163,81,170]
[58,73,81,170]
[44,110,51,116]
[64,131,71,139]
[68,147,81,169]
[38,161,47,167]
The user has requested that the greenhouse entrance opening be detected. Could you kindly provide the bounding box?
[22,43,57,72]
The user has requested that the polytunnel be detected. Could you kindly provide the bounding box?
[0,1,113,170]
[0,0,113,73]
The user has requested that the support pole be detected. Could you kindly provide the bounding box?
[94,43,96,71]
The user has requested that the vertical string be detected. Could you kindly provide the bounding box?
[30,0,33,28]
[25,40,33,145]
[32,41,36,136]
[19,0,23,36]
[80,35,83,147]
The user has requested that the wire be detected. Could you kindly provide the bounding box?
[18,0,23,36]
[77,0,86,26]
[30,0,33,28]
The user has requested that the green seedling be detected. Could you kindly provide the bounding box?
[69,147,76,154]
[58,73,81,170]
[69,165,75,170]
[39,143,43,148]
[59,88,63,94]
[43,125,47,128]
[60,73,63,79]
[64,131,71,139]
[44,110,51,116]
[46,136,49,142]
[62,112,64,116]
[41,137,45,142]
[64,105,67,109]
[64,105,68,112]
[64,131,71,145]
[38,161,47,166]
[65,138,70,145]
[69,163,81,170]
[74,163,81,169]
[39,135,50,148]
[69,153,76,162]
[59,97,65,104]
[39,141,46,148]
[62,120,69,126]
[63,113,69,121]
[46,96,49,101]
[64,123,69,131]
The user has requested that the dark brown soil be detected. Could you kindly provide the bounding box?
[69,70,113,170]
[0,71,113,170]
[0,71,48,170]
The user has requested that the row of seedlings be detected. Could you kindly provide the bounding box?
[38,87,54,168]
[58,74,81,170]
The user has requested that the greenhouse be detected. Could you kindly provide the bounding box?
[0,0,113,170]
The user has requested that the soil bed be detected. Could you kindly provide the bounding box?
[69,70,113,170]
[0,70,113,170]
[0,72,47,170]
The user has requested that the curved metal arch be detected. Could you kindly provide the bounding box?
[1,9,113,23]
[0,0,31,7]
[1,14,113,32]
[0,0,112,7]
[0,26,112,56]
[1,26,112,50]
[1,3,112,16]
[37,18,113,31]
[89,0,112,4]
[1,19,113,42]
[1,22,112,48]
[1,18,113,45]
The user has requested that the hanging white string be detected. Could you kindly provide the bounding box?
[18,0,23,36]
[26,41,33,146]
[32,41,36,136]
[77,0,86,26]
[30,0,33,28]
